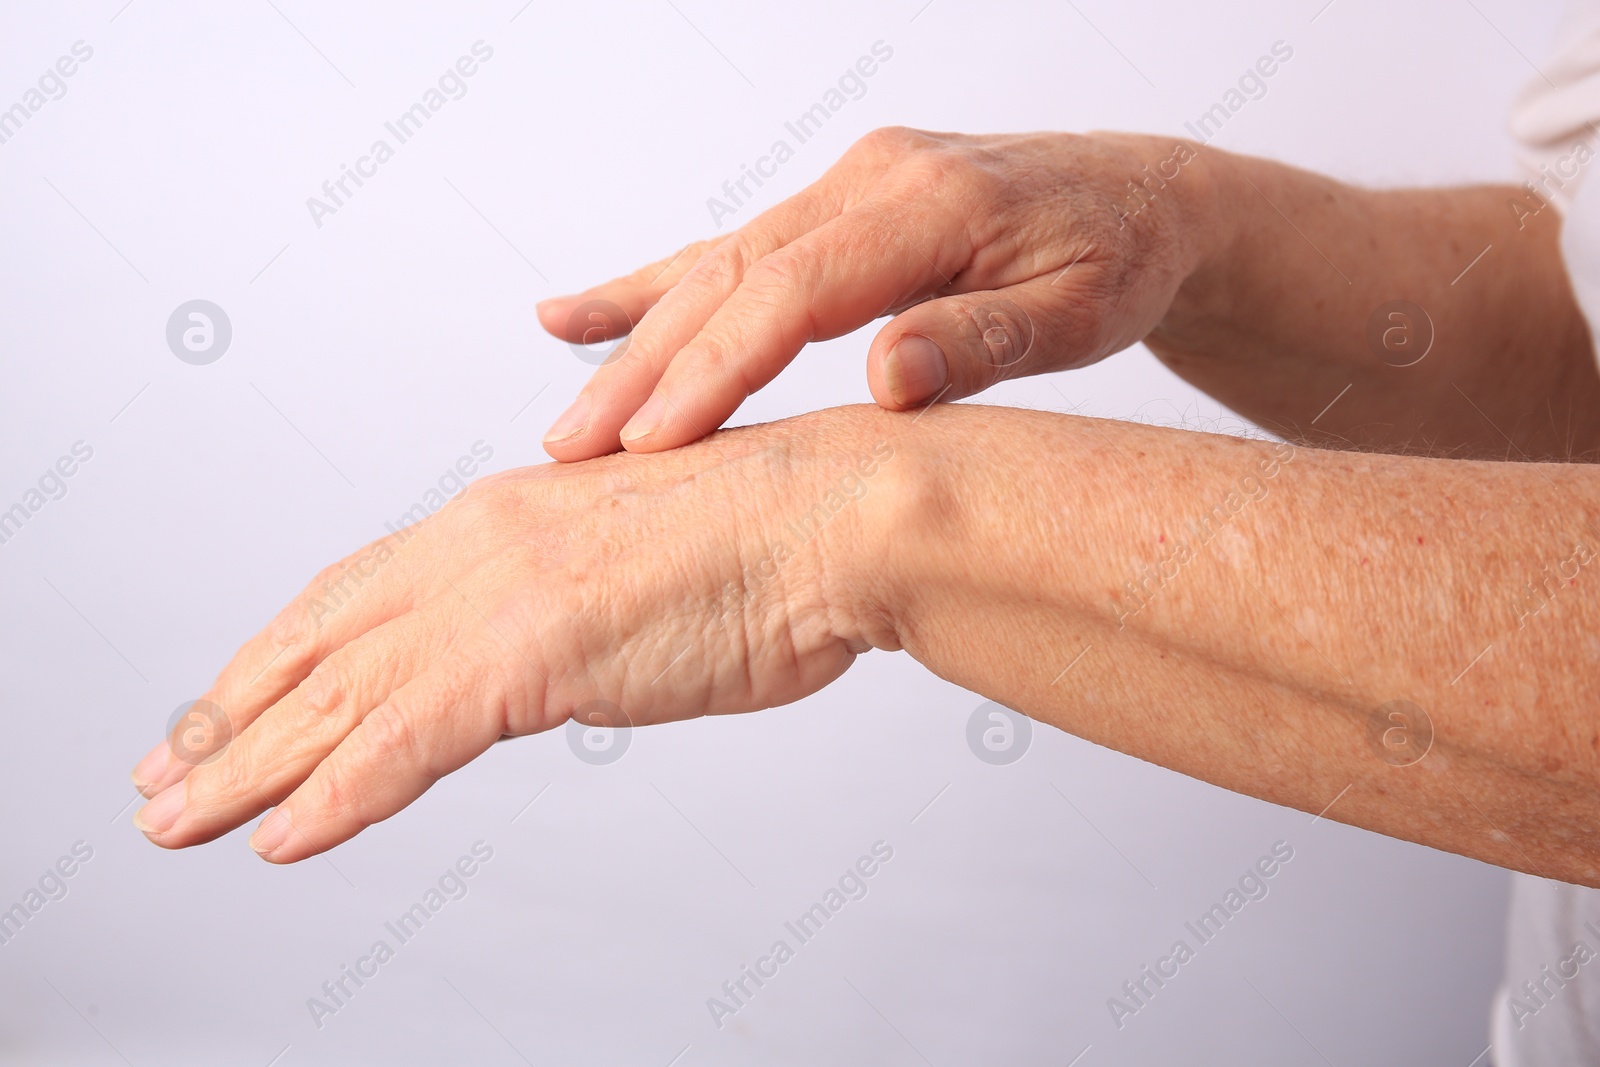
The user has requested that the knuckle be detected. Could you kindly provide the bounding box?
[631,237,717,287]
[264,604,324,682]
[446,477,491,513]
[315,757,368,829]
[743,250,808,295]
[296,658,351,719]
[359,703,421,774]
[680,236,724,268]
[451,480,528,533]
[737,256,816,352]
[288,557,362,634]
[195,745,255,806]
[896,146,973,193]
[309,556,353,596]
[856,125,927,157]
[684,341,744,396]
[683,238,752,295]
[267,596,316,651]
[609,334,650,373]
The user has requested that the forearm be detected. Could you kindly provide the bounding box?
[1147,147,1600,460]
[854,403,1600,885]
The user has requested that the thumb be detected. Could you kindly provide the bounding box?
[867,279,1098,409]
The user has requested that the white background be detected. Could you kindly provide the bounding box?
[0,0,1561,1063]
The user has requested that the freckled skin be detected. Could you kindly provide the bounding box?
[879,405,1600,886]
[1146,154,1600,462]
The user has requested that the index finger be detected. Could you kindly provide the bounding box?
[617,198,969,452]
[541,183,847,461]
[535,238,720,345]
[130,532,421,797]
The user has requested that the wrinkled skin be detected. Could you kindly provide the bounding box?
[537,127,1218,458]
[132,126,1222,863]
[131,410,899,862]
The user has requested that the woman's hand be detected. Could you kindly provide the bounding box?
[128,407,905,862]
[537,126,1224,460]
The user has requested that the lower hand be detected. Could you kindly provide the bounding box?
[129,407,903,862]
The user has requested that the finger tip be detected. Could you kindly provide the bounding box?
[540,432,576,457]
[250,840,295,863]
[882,335,949,408]
[251,834,316,865]
[534,297,571,334]
[867,376,912,411]
[542,427,619,463]
[248,806,296,857]
[133,820,185,850]
[136,764,193,802]
[541,441,582,463]
[617,397,715,454]
[620,431,698,455]
[130,744,171,792]
[618,428,667,453]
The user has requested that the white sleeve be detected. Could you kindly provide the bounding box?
[1510,1,1600,213]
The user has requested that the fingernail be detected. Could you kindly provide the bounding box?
[885,335,949,406]
[619,393,667,443]
[133,780,186,836]
[131,742,171,794]
[543,394,590,443]
[250,807,293,857]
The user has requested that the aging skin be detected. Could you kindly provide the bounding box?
[537,128,1600,461]
[134,128,1600,885]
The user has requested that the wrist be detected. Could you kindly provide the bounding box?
[807,402,1025,657]
[820,403,1129,674]
[759,405,928,654]
[1149,141,1247,344]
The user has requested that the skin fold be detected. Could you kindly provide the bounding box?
[133,127,1600,885]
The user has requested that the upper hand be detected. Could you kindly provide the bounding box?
[537,126,1221,460]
